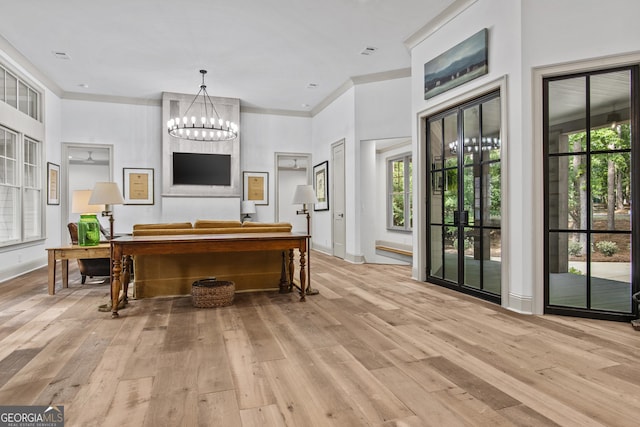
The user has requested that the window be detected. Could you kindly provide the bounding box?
[0,126,43,245]
[388,154,412,231]
[544,66,637,321]
[0,59,44,247]
[0,65,40,121]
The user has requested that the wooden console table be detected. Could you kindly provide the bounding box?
[109,232,309,318]
[46,243,111,295]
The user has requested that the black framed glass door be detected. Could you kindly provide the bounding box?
[427,91,502,303]
[544,66,639,321]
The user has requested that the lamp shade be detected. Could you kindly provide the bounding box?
[72,189,105,214]
[292,184,318,205]
[88,182,124,205]
[241,200,256,215]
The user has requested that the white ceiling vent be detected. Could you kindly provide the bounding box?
[52,51,71,60]
[360,46,378,56]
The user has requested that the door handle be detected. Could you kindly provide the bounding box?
[453,211,469,226]
[461,210,469,226]
[337,213,344,218]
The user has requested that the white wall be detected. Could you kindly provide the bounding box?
[311,89,356,256]
[411,0,523,309]
[0,46,63,281]
[240,112,311,223]
[62,99,163,231]
[410,0,640,314]
[277,169,308,233]
[519,0,640,313]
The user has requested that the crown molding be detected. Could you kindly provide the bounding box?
[0,34,64,97]
[312,68,411,116]
[63,91,162,106]
[351,68,411,85]
[240,106,311,118]
[404,0,478,50]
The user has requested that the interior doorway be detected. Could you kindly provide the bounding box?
[61,143,113,243]
[274,152,311,233]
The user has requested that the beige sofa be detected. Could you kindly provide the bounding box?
[131,220,292,298]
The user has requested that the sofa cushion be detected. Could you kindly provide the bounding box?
[194,220,242,228]
[133,222,192,230]
[242,222,292,229]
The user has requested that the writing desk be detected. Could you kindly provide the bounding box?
[109,232,309,318]
[46,243,111,295]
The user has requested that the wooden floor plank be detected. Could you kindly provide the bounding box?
[102,376,153,427]
[1,251,639,426]
[198,389,243,427]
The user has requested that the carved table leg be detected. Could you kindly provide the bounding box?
[288,249,295,292]
[111,250,122,318]
[122,255,132,304]
[299,248,306,302]
[279,251,289,293]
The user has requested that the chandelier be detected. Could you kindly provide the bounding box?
[167,70,238,142]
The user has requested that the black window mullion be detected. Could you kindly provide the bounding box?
[585,75,592,309]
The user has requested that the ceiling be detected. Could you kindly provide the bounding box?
[0,0,457,114]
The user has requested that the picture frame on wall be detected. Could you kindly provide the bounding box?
[313,161,329,211]
[423,28,488,100]
[47,162,60,205]
[243,171,269,205]
[123,168,154,205]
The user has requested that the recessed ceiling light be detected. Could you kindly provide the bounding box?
[78,83,89,88]
[52,51,71,60]
[360,46,378,55]
[306,83,319,89]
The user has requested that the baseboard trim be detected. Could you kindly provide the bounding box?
[0,257,46,283]
[507,292,534,315]
[345,253,366,264]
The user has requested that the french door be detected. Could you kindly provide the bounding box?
[544,66,639,321]
[427,91,502,303]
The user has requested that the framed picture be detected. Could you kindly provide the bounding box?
[424,28,488,100]
[243,171,268,205]
[47,162,60,205]
[313,161,329,211]
[123,168,154,205]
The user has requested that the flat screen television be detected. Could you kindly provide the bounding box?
[172,152,231,186]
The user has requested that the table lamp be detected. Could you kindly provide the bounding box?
[89,182,124,240]
[71,189,106,246]
[292,184,319,295]
[241,200,256,222]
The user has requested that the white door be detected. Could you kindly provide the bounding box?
[332,140,346,259]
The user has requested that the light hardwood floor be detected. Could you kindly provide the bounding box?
[1,251,639,426]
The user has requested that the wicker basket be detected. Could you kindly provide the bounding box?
[191,278,235,308]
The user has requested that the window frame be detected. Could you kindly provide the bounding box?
[387,153,412,232]
[0,59,45,248]
[0,64,41,121]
